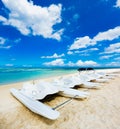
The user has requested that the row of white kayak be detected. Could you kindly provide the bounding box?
[10,71,119,120]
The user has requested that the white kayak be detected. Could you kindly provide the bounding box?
[58,87,90,99]
[21,82,59,100]
[10,88,60,120]
[79,81,101,89]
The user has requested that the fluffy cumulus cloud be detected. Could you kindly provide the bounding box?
[43,59,98,67]
[0,0,63,40]
[41,53,65,58]
[69,36,92,50]
[43,59,64,66]
[67,60,98,67]
[115,0,120,7]
[43,59,99,67]
[104,42,120,54]
[75,60,98,66]
[69,26,120,50]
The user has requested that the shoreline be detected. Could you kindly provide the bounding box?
[0,72,77,88]
[0,67,120,86]
[0,68,120,129]
[0,68,119,87]
[0,69,77,86]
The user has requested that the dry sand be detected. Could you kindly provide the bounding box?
[0,69,120,129]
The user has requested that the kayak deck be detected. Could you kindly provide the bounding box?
[10,88,60,120]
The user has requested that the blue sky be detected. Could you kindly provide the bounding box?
[0,0,120,67]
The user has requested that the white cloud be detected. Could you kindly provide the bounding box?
[93,26,120,42]
[90,48,99,51]
[67,51,73,55]
[67,60,98,67]
[43,59,98,67]
[1,0,63,40]
[104,42,120,54]
[76,60,98,66]
[0,37,11,49]
[0,45,11,49]
[69,36,92,50]
[0,15,7,23]
[41,53,65,58]
[43,59,64,66]
[67,61,75,66]
[100,55,113,59]
[69,26,120,50]
[0,37,21,49]
[114,0,120,8]
[68,48,98,56]
[79,48,99,53]
[74,50,81,54]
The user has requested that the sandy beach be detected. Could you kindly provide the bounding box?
[0,69,120,129]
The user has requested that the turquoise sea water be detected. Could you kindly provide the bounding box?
[0,67,119,85]
[0,67,77,85]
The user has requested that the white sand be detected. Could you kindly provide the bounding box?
[0,69,120,129]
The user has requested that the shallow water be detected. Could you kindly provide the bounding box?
[0,67,119,85]
[0,67,76,85]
